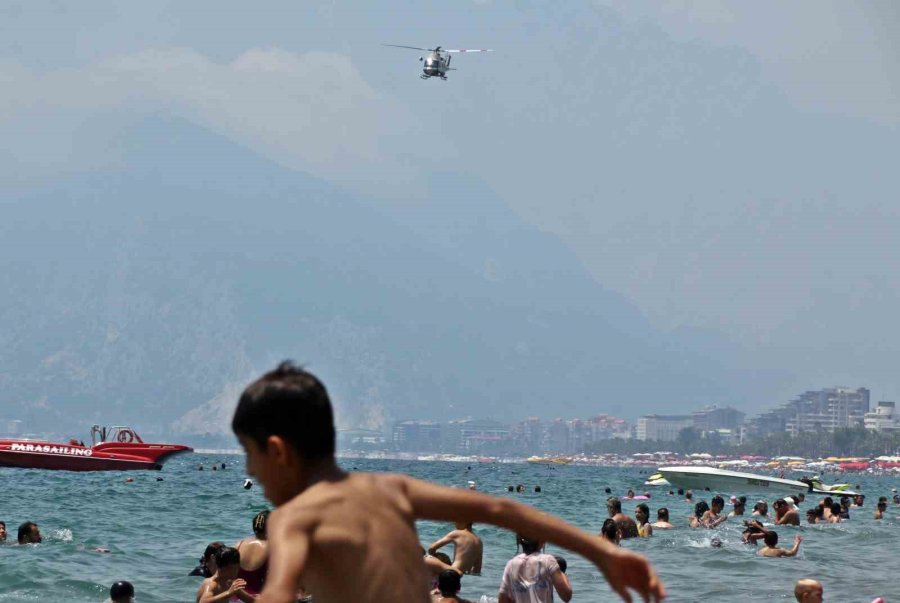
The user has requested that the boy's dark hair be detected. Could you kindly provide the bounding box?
[738,496,747,504]
[518,535,541,554]
[685,491,693,500]
[601,518,618,541]
[694,500,710,518]
[215,546,241,568]
[554,555,567,573]
[657,507,669,521]
[232,361,335,461]
[17,521,36,544]
[437,569,461,595]
[252,510,270,537]
[823,497,833,507]
[831,502,843,514]
[203,541,226,561]
[763,531,778,547]
[677,488,684,496]
[711,495,724,509]
[109,581,134,600]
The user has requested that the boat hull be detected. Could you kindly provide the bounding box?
[0,440,192,471]
[658,466,808,495]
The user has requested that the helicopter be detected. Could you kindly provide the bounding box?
[383,44,493,80]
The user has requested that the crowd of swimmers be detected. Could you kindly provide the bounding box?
[8,362,900,602]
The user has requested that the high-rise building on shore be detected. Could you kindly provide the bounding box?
[636,415,693,442]
[749,387,870,437]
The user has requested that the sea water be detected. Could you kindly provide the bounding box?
[1,456,898,602]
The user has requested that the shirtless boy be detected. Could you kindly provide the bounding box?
[606,497,639,539]
[197,547,254,603]
[651,508,674,530]
[232,362,665,603]
[428,522,483,574]
[432,569,474,603]
[758,532,802,558]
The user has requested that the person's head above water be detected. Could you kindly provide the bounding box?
[606,496,622,515]
[635,503,650,524]
[231,361,337,505]
[17,521,41,545]
[252,510,270,538]
[657,508,669,521]
[794,578,823,603]
[711,495,724,512]
[214,547,242,579]
[685,490,693,501]
[437,569,462,597]
[0,521,6,542]
[600,518,620,544]
[763,531,778,547]
[109,581,135,603]
[694,500,710,519]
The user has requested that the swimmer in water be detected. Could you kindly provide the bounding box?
[0,521,6,542]
[751,501,769,520]
[773,499,800,526]
[758,532,802,558]
[635,504,653,537]
[794,579,823,603]
[607,497,639,539]
[498,535,572,603]
[600,518,622,545]
[689,501,710,529]
[684,490,693,503]
[108,580,135,603]
[190,541,225,578]
[729,497,747,518]
[625,489,635,499]
[235,511,272,598]
[197,547,253,603]
[433,569,474,603]
[741,520,767,545]
[427,521,483,575]
[651,508,674,530]
[17,521,41,545]
[702,496,728,528]
[874,500,887,519]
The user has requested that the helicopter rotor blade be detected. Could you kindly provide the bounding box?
[442,49,494,53]
[382,44,433,51]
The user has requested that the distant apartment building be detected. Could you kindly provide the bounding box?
[447,419,512,453]
[636,415,693,442]
[392,420,443,452]
[864,401,900,431]
[692,406,745,432]
[750,387,870,437]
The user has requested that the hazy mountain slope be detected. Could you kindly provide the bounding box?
[0,115,769,434]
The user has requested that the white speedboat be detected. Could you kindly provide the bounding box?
[658,466,809,495]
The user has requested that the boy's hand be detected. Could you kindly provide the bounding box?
[794,535,802,545]
[595,545,665,602]
[228,578,248,594]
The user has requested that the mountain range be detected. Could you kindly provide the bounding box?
[0,114,781,438]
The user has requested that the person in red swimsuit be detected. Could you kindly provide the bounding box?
[236,511,270,597]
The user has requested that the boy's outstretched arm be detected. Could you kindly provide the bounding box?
[402,476,665,602]
[427,533,454,555]
[257,512,312,603]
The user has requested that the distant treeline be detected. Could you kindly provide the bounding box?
[583,427,900,458]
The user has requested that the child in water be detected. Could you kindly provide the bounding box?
[231,362,665,603]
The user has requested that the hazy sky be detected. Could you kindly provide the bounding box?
[2,1,898,403]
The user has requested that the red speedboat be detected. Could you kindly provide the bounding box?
[0,425,192,471]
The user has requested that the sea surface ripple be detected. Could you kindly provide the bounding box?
[1,456,899,601]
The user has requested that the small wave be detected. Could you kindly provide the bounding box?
[50,528,73,542]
